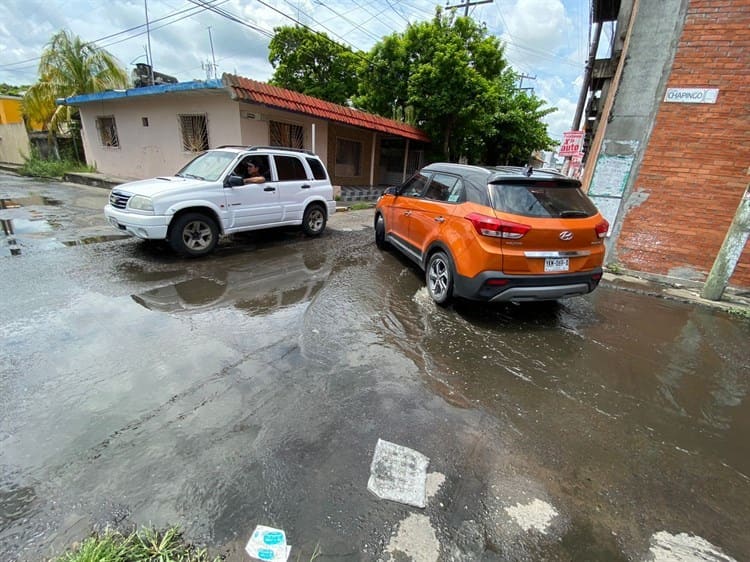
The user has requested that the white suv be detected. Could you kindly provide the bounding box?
[104,146,337,256]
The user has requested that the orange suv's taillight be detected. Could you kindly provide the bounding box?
[465,212,531,239]
[595,219,609,239]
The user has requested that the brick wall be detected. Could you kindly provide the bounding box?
[617,0,750,288]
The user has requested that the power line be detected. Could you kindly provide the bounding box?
[384,0,410,24]
[347,0,409,38]
[186,0,274,38]
[251,0,373,65]
[0,0,229,70]
[309,0,383,43]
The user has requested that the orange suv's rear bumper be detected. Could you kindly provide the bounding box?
[453,268,604,302]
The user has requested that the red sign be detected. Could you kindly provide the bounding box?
[559,131,584,157]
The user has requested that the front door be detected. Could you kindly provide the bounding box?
[407,172,462,258]
[224,154,282,228]
[385,171,431,258]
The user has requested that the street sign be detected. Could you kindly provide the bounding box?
[559,131,584,157]
[664,88,719,104]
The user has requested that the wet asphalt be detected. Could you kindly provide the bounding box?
[1,173,749,562]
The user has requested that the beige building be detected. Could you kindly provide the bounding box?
[59,74,430,186]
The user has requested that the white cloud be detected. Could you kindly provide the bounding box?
[504,0,569,53]
[544,97,578,142]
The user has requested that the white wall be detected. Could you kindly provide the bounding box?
[0,123,30,163]
[77,92,335,179]
[78,91,241,179]
[238,103,329,162]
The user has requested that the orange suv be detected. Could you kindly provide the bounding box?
[374,163,608,305]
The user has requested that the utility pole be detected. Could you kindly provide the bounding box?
[445,0,493,17]
[701,183,750,301]
[562,21,602,174]
[571,22,602,132]
[517,73,536,93]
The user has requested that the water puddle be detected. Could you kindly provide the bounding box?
[61,235,130,246]
[0,195,63,207]
[131,247,332,316]
[1,196,60,256]
[1,196,129,255]
[0,485,37,529]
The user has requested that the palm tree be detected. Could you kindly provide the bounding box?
[22,30,129,147]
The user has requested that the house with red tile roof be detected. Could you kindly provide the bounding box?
[58,74,430,187]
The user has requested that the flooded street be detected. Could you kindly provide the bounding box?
[1,175,749,561]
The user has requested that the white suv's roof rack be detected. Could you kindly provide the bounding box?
[246,145,316,156]
[214,145,317,156]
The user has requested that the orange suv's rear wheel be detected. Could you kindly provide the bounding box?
[426,251,454,306]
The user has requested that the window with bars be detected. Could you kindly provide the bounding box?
[95,116,119,147]
[270,120,304,149]
[179,114,209,152]
[335,138,362,177]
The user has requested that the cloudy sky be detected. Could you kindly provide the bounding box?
[0,0,597,142]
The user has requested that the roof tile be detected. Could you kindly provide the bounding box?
[222,73,430,143]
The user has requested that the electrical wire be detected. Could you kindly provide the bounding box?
[0,0,229,70]
[307,0,383,42]
[251,0,373,64]
[186,0,274,38]
[383,0,410,25]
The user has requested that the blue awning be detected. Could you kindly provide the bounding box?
[57,79,224,106]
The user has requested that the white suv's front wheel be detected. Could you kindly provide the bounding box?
[169,212,218,257]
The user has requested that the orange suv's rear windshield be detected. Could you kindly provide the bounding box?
[489,182,598,218]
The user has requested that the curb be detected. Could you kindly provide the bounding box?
[601,270,750,316]
[62,172,128,190]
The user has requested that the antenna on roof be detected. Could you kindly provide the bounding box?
[144,0,155,86]
[207,26,218,79]
[525,166,533,177]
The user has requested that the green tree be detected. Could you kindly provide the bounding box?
[356,8,556,163]
[22,30,128,135]
[357,9,509,160]
[268,26,359,105]
[473,90,558,165]
[0,83,31,96]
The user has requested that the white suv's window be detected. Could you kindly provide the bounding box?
[176,150,236,181]
[306,157,328,180]
[274,155,308,181]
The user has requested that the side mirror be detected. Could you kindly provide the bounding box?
[385,185,399,196]
[224,174,244,187]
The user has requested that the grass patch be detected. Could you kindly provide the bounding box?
[54,526,220,562]
[347,202,375,211]
[727,307,750,320]
[605,262,624,274]
[20,151,95,179]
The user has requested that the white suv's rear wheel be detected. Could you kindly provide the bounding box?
[302,204,326,236]
[169,212,218,257]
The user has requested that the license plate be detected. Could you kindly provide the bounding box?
[544,257,569,272]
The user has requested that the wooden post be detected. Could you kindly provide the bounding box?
[701,183,750,300]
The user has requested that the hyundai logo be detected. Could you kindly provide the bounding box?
[559,231,574,241]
